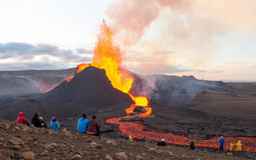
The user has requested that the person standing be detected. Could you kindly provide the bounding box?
[218,136,225,152]
[76,114,89,134]
[234,140,242,152]
[16,112,30,126]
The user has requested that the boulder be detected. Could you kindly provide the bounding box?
[22,151,34,160]
[105,154,113,160]
[71,154,82,160]
[8,137,24,146]
[114,152,128,160]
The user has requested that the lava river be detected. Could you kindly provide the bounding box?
[106,117,256,153]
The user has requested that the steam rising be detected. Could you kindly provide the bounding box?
[106,0,256,74]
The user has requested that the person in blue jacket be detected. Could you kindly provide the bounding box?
[218,136,225,152]
[50,116,61,133]
[76,113,89,134]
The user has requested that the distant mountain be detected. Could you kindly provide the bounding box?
[0,69,74,96]
[132,74,225,106]
[0,68,224,106]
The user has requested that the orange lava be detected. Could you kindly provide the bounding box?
[106,117,256,153]
[65,75,74,82]
[76,64,90,74]
[74,22,152,117]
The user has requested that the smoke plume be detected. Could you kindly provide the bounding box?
[106,0,256,74]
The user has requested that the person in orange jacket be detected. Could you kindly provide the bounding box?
[234,140,242,152]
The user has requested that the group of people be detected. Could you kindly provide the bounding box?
[15,112,100,136]
[76,114,100,136]
[15,112,245,152]
[188,136,243,152]
[218,136,243,152]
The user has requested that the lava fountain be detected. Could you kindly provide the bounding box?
[77,22,152,118]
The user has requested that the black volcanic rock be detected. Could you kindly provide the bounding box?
[44,66,132,108]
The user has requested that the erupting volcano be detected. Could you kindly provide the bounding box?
[74,22,153,118]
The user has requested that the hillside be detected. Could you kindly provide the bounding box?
[0,120,252,160]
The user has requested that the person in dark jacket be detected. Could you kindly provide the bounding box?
[31,113,41,127]
[31,113,47,128]
[87,115,100,136]
[16,112,30,126]
[190,141,196,150]
[76,113,89,134]
[39,116,47,128]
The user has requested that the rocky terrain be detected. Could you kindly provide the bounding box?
[0,120,253,160]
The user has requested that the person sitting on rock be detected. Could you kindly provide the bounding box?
[39,116,48,128]
[31,113,47,128]
[87,115,100,136]
[16,112,30,126]
[189,141,196,150]
[31,113,41,127]
[76,113,89,134]
[50,116,61,133]
[157,138,167,146]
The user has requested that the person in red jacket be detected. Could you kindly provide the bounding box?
[16,112,30,126]
[87,115,100,136]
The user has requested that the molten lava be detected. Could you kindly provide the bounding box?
[92,22,133,94]
[126,95,152,118]
[65,75,74,82]
[75,22,152,118]
[106,117,256,153]
[76,64,90,74]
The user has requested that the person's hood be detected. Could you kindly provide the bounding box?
[51,116,57,121]
[18,112,25,117]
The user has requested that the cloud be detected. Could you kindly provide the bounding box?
[106,0,256,78]
[0,42,92,70]
[0,41,192,73]
[175,62,256,82]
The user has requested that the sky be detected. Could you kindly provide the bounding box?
[0,0,255,82]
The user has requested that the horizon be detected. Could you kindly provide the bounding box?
[0,0,255,82]
[0,67,255,83]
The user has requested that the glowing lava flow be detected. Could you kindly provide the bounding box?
[76,22,152,117]
[76,64,90,74]
[106,117,256,153]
